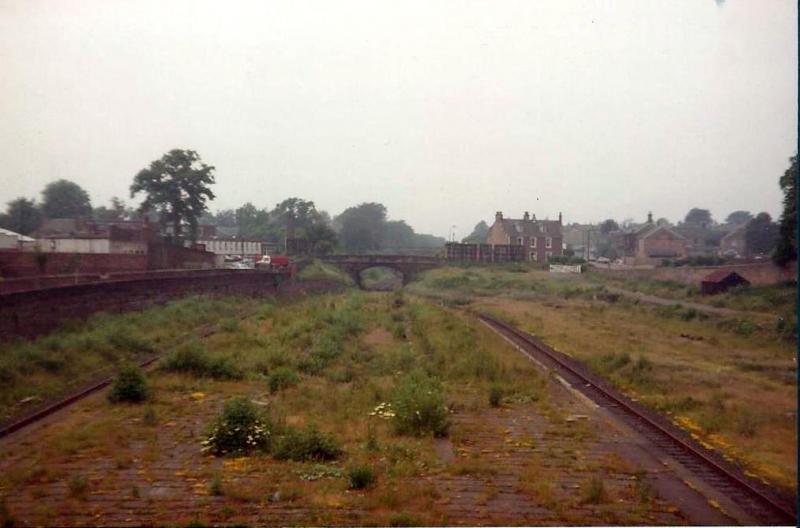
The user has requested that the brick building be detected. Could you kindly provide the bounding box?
[612,214,688,264]
[485,211,564,263]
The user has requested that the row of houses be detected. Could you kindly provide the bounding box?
[561,212,767,265]
[1,218,282,261]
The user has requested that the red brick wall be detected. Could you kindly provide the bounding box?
[0,250,147,278]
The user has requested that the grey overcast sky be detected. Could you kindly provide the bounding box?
[0,0,796,238]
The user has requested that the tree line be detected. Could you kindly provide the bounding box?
[0,149,445,254]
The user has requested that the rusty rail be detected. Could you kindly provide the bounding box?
[478,312,796,525]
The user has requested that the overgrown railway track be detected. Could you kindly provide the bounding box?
[478,312,797,526]
[0,308,255,440]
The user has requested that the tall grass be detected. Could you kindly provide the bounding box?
[0,296,255,422]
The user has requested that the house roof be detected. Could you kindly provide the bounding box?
[720,224,747,242]
[638,224,687,241]
[0,227,35,242]
[702,270,749,284]
[500,218,562,238]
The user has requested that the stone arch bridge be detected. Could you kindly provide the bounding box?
[319,255,443,287]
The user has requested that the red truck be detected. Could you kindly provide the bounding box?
[256,255,291,271]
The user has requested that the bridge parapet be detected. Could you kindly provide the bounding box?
[319,254,443,287]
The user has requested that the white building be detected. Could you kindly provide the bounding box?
[0,227,36,250]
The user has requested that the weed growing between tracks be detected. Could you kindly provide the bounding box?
[416,266,797,491]
[0,296,259,423]
[0,289,684,526]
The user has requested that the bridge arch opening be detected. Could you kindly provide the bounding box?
[357,266,404,291]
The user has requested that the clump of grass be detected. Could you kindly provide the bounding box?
[488,383,504,407]
[203,398,272,456]
[582,474,607,504]
[143,406,158,426]
[107,364,149,403]
[209,473,224,496]
[347,464,377,489]
[634,471,654,503]
[273,425,343,462]
[388,512,417,527]
[391,370,450,437]
[268,367,299,393]
[219,318,240,333]
[717,318,759,336]
[67,474,88,499]
[161,342,242,380]
[365,423,380,452]
[106,327,155,354]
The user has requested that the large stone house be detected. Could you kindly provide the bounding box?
[485,211,564,263]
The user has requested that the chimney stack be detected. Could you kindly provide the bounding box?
[495,211,503,223]
[523,211,530,221]
[647,211,653,224]
[558,212,562,224]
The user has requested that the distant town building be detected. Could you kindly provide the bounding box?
[719,224,748,258]
[0,228,36,250]
[33,218,150,254]
[612,213,688,265]
[485,211,564,262]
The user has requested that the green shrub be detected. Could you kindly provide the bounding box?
[268,367,299,393]
[161,342,242,380]
[273,425,343,462]
[391,370,450,437]
[388,512,417,527]
[488,383,504,407]
[347,464,377,489]
[108,364,149,403]
[203,398,272,456]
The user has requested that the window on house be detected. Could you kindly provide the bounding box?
[546,237,552,248]
[517,237,523,245]
[532,252,538,261]
[545,251,552,260]
[531,238,537,248]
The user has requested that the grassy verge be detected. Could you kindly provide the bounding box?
[296,259,355,285]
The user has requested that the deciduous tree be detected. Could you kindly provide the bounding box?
[684,208,713,226]
[774,155,797,265]
[336,203,387,252]
[130,149,215,243]
[725,210,753,226]
[41,179,92,219]
[0,197,43,235]
[745,212,779,256]
[461,221,489,243]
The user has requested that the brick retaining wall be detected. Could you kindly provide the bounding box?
[0,272,344,339]
[0,251,147,278]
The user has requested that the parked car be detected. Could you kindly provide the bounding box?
[225,261,252,270]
